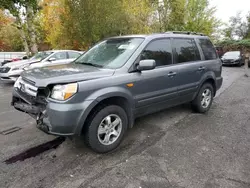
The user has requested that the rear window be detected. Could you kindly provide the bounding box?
[68,52,81,59]
[198,39,217,60]
[173,38,201,63]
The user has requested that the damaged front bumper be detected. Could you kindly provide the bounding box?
[12,88,52,133]
[12,88,87,136]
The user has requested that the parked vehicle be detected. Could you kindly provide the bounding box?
[221,51,243,66]
[25,50,83,70]
[0,50,82,82]
[0,52,26,65]
[11,32,223,153]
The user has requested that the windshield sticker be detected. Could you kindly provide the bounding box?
[118,44,135,50]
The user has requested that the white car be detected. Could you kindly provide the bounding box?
[0,50,82,82]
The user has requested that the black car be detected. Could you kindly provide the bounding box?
[221,51,243,66]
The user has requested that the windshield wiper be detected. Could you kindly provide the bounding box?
[76,62,103,68]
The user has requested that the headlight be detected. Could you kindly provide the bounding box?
[51,83,78,100]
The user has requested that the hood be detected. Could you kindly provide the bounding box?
[222,54,240,60]
[3,59,40,68]
[21,63,115,87]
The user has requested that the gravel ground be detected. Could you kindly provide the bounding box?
[0,67,249,188]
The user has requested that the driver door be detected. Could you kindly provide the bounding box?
[129,38,179,116]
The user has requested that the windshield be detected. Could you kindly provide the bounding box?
[223,51,240,57]
[30,51,53,61]
[74,38,144,69]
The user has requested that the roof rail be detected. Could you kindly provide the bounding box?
[165,31,205,36]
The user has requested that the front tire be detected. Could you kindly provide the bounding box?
[192,83,214,113]
[84,105,128,153]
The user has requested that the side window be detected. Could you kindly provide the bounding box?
[50,52,67,60]
[173,38,201,64]
[198,39,217,60]
[141,39,172,67]
[68,52,81,59]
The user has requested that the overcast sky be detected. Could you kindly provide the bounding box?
[210,0,250,23]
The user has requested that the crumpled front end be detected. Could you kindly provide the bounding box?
[11,76,89,136]
[11,76,50,130]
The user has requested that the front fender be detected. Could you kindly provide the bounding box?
[74,86,135,135]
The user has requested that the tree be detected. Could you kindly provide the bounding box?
[39,0,221,50]
[121,0,154,34]
[41,0,68,49]
[0,0,40,54]
[243,12,250,39]
[223,12,250,40]
[42,0,154,50]
[0,9,23,51]
[183,0,220,36]
[152,0,219,36]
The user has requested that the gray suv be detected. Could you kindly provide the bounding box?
[12,32,223,153]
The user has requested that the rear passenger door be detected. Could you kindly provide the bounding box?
[172,38,204,102]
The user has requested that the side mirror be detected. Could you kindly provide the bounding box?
[137,60,156,71]
[48,57,56,61]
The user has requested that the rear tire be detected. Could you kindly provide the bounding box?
[191,83,214,113]
[84,105,128,153]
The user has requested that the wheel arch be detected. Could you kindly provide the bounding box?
[74,89,135,136]
[197,72,217,97]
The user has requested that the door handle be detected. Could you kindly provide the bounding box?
[198,67,205,71]
[168,71,177,77]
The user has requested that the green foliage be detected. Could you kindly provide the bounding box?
[0,0,40,53]
[217,39,250,51]
[183,0,220,36]
[1,0,222,51]
[0,9,23,51]
[43,0,155,50]
[0,24,23,51]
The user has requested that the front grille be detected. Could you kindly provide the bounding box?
[0,67,10,73]
[16,77,38,97]
[223,59,234,63]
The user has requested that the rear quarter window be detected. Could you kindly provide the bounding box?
[198,39,217,60]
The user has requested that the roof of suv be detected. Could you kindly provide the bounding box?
[110,32,209,40]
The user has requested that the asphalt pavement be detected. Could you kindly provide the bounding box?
[0,67,249,188]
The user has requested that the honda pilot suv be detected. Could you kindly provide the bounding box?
[12,32,223,153]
